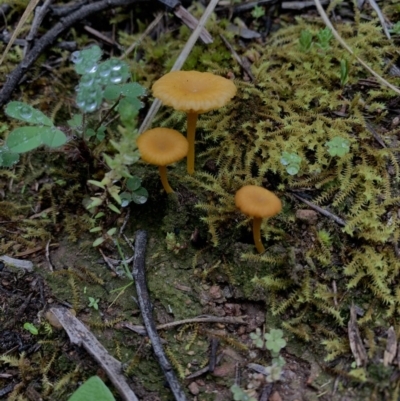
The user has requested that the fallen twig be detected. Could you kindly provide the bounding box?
[290,192,346,227]
[132,230,187,401]
[138,0,220,134]
[123,315,247,336]
[314,0,400,96]
[0,0,141,106]
[121,12,164,60]
[220,34,255,81]
[0,255,33,272]
[49,307,139,401]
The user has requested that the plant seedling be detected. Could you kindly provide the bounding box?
[23,322,39,335]
[316,27,333,50]
[340,58,350,87]
[280,151,302,175]
[251,5,265,19]
[88,297,100,310]
[265,328,287,356]
[299,29,313,52]
[326,136,350,157]
[230,384,257,401]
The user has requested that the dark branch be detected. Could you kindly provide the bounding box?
[0,0,141,106]
[132,230,188,401]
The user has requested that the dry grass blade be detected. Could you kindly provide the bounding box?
[314,0,400,96]
[138,0,220,134]
[365,0,390,40]
[0,0,41,65]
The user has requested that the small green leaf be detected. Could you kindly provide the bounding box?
[108,204,121,214]
[67,114,83,128]
[126,176,141,191]
[120,192,133,207]
[299,30,313,52]
[72,45,102,75]
[85,128,96,138]
[107,227,117,236]
[131,187,148,204]
[94,212,105,219]
[88,180,105,189]
[68,376,115,401]
[103,84,122,101]
[92,237,105,247]
[23,322,39,335]
[280,151,302,175]
[5,102,53,126]
[89,227,102,233]
[340,58,349,87]
[120,82,146,98]
[107,186,121,204]
[7,126,43,153]
[326,136,350,157]
[0,147,19,167]
[87,197,103,209]
[41,127,67,148]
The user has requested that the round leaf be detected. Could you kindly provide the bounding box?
[126,176,141,191]
[131,187,148,204]
[5,102,53,126]
[6,126,43,153]
[41,127,67,148]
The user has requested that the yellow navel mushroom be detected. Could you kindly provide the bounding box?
[137,128,188,193]
[152,70,237,174]
[235,185,282,253]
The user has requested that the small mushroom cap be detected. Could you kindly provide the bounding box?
[235,185,282,218]
[152,71,237,114]
[137,128,188,166]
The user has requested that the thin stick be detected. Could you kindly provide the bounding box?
[45,239,54,272]
[313,0,400,96]
[138,0,220,134]
[123,315,247,336]
[25,0,54,56]
[291,192,346,226]
[0,0,140,106]
[132,230,187,401]
[121,12,164,60]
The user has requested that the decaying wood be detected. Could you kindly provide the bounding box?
[49,307,139,401]
[348,304,368,367]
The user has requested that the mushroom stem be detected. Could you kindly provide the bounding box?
[186,112,198,175]
[158,165,173,193]
[252,217,265,254]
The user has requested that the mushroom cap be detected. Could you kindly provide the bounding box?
[137,128,188,166]
[235,185,282,218]
[152,71,237,114]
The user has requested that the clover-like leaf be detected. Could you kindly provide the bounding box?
[126,176,142,191]
[41,127,67,148]
[131,187,148,205]
[5,102,53,126]
[7,126,43,153]
[71,45,102,75]
[265,329,286,354]
[326,136,350,157]
[0,147,19,167]
[280,151,302,175]
[249,328,264,348]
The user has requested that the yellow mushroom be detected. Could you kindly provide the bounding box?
[235,185,282,253]
[137,128,188,193]
[152,71,237,174]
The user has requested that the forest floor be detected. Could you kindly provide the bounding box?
[1,0,400,400]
